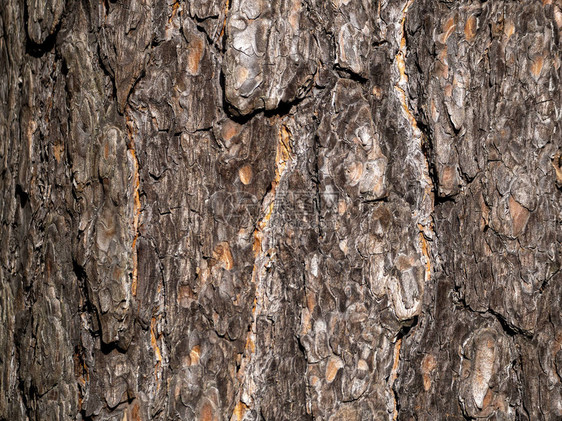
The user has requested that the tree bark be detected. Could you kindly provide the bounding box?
[1,0,561,420]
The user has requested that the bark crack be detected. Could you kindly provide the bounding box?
[231,119,294,420]
[390,0,436,417]
[125,109,141,297]
[389,337,402,421]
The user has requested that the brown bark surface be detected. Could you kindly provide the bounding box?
[1,0,561,420]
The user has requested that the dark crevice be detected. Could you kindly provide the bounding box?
[15,184,29,208]
[193,14,221,23]
[372,39,389,48]
[334,65,369,84]
[23,7,61,58]
[181,13,224,53]
[102,0,111,17]
[121,66,146,115]
[434,192,457,205]
[219,70,251,124]
[25,31,58,58]
[73,259,95,317]
[397,315,419,341]
[60,53,73,138]
[148,169,167,181]
[220,69,305,124]
[445,109,462,136]
[96,43,118,104]
[459,405,476,420]
[458,167,480,188]
[361,195,389,204]
[17,378,33,420]
[487,308,530,338]
[418,121,441,206]
[452,283,532,338]
[263,99,299,119]
[99,339,126,355]
[538,267,560,294]
[295,331,308,364]
[312,133,323,238]
[391,315,419,417]
[196,23,219,49]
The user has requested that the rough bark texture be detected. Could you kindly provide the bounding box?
[1,0,561,420]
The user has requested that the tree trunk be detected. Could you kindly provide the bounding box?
[1,0,561,419]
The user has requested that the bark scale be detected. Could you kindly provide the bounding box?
[0,0,561,420]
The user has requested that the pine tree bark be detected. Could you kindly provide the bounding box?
[1,0,561,420]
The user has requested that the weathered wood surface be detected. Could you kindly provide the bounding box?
[0,0,561,419]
